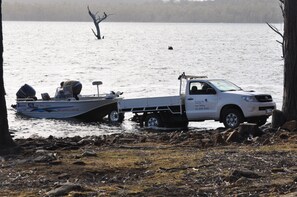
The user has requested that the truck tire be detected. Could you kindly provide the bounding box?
[145,114,163,128]
[222,108,243,129]
[108,110,124,123]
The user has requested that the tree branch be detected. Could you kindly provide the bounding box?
[266,22,283,38]
[91,28,97,37]
[87,6,96,21]
[266,22,284,58]
[280,3,284,17]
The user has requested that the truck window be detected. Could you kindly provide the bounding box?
[190,82,213,95]
[209,80,242,92]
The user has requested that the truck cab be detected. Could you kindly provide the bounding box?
[182,74,276,128]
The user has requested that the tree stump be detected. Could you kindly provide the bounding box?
[271,110,286,129]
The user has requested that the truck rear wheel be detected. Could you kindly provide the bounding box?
[145,114,162,128]
[222,108,243,129]
[108,110,124,123]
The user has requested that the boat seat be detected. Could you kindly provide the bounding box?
[190,86,199,94]
[92,81,103,86]
[41,93,51,100]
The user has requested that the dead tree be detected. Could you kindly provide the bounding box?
[282,0,297,121]
[87,6,109,40]
[266,0,297,126]
[269,0,297,125]
[0,0,15,150]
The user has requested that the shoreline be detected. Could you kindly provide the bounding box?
[1,126,297,196]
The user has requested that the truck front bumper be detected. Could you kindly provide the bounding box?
[243,102,276,118]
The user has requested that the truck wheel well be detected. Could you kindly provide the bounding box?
[220,105,244,121]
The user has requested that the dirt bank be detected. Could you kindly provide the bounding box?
[0,126,297,196]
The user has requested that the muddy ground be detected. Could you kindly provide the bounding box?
[0,125,297,196]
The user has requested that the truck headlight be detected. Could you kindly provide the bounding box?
[242,96,257,102]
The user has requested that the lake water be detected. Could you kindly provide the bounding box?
[3,21,283,138]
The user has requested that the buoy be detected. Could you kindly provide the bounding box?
[168,46,173,50]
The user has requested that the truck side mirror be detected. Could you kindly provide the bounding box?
[206,88,216,95]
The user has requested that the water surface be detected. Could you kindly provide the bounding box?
[3,22,283,138]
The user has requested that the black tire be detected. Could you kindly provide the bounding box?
[108,110,124,123]
[145,114,163,128]
[222,108,244,129]
[166,121,189,128]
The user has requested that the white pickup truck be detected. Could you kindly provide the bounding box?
[112,73,276,129]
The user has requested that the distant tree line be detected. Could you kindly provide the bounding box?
[3,0,282,23]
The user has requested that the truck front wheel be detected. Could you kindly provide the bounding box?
[222,108,243,129]
[145,114,162,128]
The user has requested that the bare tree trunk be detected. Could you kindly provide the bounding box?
[282,0,297,120]
[95,21,101,40]
[0,0,15,149]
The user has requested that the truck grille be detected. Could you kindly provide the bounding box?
[259,106,275,111]
[255,95,272,102]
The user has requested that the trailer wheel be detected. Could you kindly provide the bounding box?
[222,108,243,129]
[145,114,162,128]
[108,110,124,123]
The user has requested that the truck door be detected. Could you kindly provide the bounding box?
[185,81,218,120]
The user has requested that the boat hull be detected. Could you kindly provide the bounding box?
[14,97,119,121]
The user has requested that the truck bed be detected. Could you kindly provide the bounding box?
[118,95,184,114]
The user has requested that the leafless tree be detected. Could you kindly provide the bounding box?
[0,0,15,150]
[282,0,297,121]
[271,0,297,126]
[87,6,110,39]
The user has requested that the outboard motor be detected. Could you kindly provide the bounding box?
[16,84,36,99]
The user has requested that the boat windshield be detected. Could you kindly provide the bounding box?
[209,80,242,92]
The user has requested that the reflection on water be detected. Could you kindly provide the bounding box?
[4,22,283,138]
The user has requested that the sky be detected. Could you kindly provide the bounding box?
[3,0,282,23]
